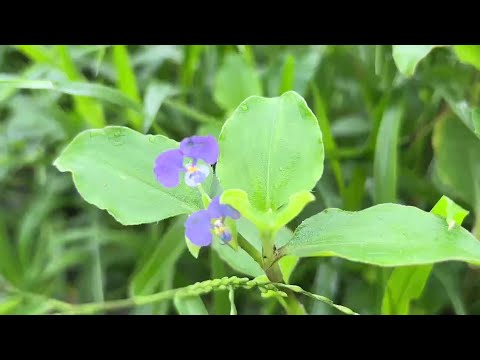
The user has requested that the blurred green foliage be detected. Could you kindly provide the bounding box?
[1,45,480,315]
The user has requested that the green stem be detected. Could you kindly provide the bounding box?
[3,276,356,315]
[238,236,263,267]
[261,230,307,314]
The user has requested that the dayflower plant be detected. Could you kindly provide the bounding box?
[154,135,219,187]
[185,196,241,247]
[54,88,480,316]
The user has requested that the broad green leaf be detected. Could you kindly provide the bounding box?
[131,216,186,296]
[374,104,403,203]
[214,53,262,111]
[282,203,480,266]
[143,82,177,133]
[217,91,324,213]
[221,189,314,233]
[0,77,142,113]
[433,115,480,209]
[453,45,480,71]
[381,196,469,315]
[392,45,438,77]
[54,126,206,225]
[381,264,433,315]
[274,191,315,230]
[431,195,469,229]
[174,295,208,315]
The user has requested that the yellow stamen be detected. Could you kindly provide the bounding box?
[187,165,198,174]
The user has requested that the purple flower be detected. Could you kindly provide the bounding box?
[154,135,219,188]
[185,196,241,247]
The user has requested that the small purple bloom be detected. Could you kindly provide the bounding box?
[154,135,219,188]
[154,149,184,188]
[180,135,219,165]
[185,196,241,247]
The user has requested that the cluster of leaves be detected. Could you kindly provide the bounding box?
[1,45,480,315]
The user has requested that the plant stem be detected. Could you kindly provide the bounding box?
[237,236,263,267]
[261,230,307,314]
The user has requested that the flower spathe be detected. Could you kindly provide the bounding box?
[154,135,219,188]
[185,196,241,247]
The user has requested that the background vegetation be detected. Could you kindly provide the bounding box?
[0,45,479,314]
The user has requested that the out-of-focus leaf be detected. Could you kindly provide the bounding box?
[143,82,177,133]
[374,104,403,204]
[174,295,208,315]
[392,45,438,77]
[131,216,186,296]
[433,115,480,209]
[453,45,480,71]
[214,53,262,111]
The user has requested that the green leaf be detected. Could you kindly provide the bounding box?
[381,264,433,315]
[0,296,23,315]
[56,45,106,128]
[0,218,22,285]
[212,239,263,277]
[280,54,295,94]
[214,53,263,111]
[392,45,438,77]
[374,104,403,203]
[433,115,480,209]
[431,195,469,229]
[112,45,142,130]
[14,45,55,65]
[53,126,206,225]
[282,203,480,266]
[131,216,186,296]
[381,195,469,315]
[143,82,177,133]
[174,295,209,315]
[278,255,299,284]
[0,77,142,113]
[217,91,324,213]
[439,92,480,139]
[185,236,201,259]
[221,189,314,233]
[453,45,480,71]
